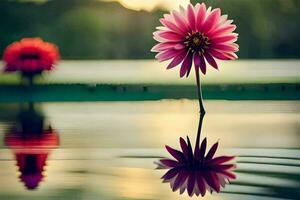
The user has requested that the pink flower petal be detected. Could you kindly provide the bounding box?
[155,49,178,62]
[186,136,194,161]
[194,3,201,15]
[154,31,184,42]
[216,170,237,179]
[203,171,221,192]
[212,164,236,171]
[161,168,180,180]
[194,187,200,196]
[211,43,239,52]
[180,137,189,160]
[185,55,193,77]
[151,42,177,52]
[163,13,181,29]
[172,10,190,33]
[206,156,236,165]
[179,5,187,16]
[217,14,229,26]
[155,160,169,169]
[160,18,185,35]
[196,3,207,31]
[224,52,238,60]
[204,52,218,70]
[160,159,179,167]
[187,4,196,31]
[210,33,238,43]
[179,181,187,194]
[173,171,189,191]
[202,8,221,33]
[193,53,201,69]
[199,137,207,161]
[196,173,206,196]
[209,24,237,37]
[167,51,187,69]
[187,172,196,196]
[153,32,166,43]
[174,43,186,50]
[208,49,231,60]
[205,141,219,160]
[165,145,185,162]
[199,54,206,74]
[180,53,193,77]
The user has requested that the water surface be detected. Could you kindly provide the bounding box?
[0,100,299,200]
[1,60,300,84]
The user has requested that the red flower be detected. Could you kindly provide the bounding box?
[2,38,60,74]
[156,136,236,197]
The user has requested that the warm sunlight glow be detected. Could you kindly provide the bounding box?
[104,0,190,11]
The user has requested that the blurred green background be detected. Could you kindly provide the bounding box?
[0,2,299,199]
[0,0,299,59]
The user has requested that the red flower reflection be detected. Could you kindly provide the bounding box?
[156,136,236,197]
[3,38,60,74]
[5,128,59,190]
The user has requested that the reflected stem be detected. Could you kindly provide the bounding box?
[194,67,206,152]
[195,112,205,153]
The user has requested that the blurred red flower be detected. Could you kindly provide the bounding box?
[3,38,60,74]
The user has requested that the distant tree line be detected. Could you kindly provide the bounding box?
[0,0,299,59]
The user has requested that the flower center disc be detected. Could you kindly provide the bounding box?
[193,37,201,45]
[185,32,209,53]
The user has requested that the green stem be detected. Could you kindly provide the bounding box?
[21,72,35,87]
[195,67,205,114]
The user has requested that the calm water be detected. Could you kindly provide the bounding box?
[0,100,299,200]
[47,60,300,84]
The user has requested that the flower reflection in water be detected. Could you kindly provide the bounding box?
[4,103,59,190]
[156,114,236,197]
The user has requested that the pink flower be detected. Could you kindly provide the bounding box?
[151,3,239,77]
[156,136,236,197]
[2,38,60,74]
